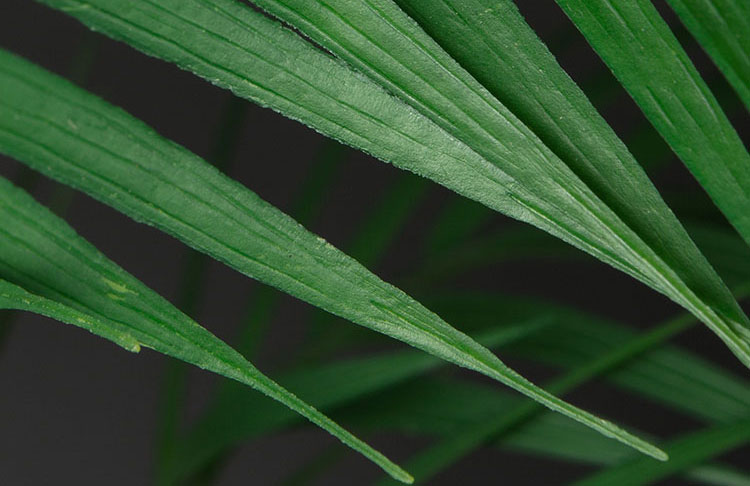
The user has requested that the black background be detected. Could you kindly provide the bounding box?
[0,1,748,484]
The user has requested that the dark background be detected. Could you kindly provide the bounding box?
[0,1,748,484]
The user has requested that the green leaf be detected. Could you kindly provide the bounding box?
[172,166,432,483]
[0,278,141,353]
[378,308,697,484]
[386,0,750,344]
[160,321,549,483]
[554,0,750,247]
[0,175,411,483]
[667,0,750,111]
[351,378,748,486]
[176,285,749,483]
[432,291,750,424]
[38,0,750,367]
[0,47,663,465]
[575,418,750,486]
[347,286,750,482]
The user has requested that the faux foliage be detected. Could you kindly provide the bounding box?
[1,0,748,484]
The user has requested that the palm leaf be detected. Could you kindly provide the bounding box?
[0,278,141,353]
[0,174,411,483]
[38,0,750,368]
[667,0,750,111]
[344,290,750,482]
[172,286,750,482]
[163,322,547,483]
[434,291,750,425]
[554,0,750,246]
[0,46,669,464]
[377,307,699,484]
[351,378,749,486]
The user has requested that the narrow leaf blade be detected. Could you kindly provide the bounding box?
[554,0,750,245]
[168,322,548,483]
[0,47,662,462]
[36,0,750,367]
[667,0,750,110]
[0,174,411,484]
[0,278,141,352]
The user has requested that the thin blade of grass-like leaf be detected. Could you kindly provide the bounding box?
[245,0,750,365]
[39,0,750,367]
[175,287,750,483]
[0,29,98,356]
[244,221,750,481]
[431,291,750,424]
[0,278,141,352]
[0,49,659,466]
[0,175,411,483]
[419,65,743,267]
[296,221,750,426]
[376,0,750,348]
[575,418,750,486]
[554,0,750,245]
[179,150,429,484]
[352,283,750,481]
[169,140,350,485]
[163,322,548,484]
[348,378,748,486]
[234,138,349,359]
[298,172,431,364]
[378,310,697,485]
[666,0,750,110]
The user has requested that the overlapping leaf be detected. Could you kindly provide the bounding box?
[0,175,410,482]
[352,293,750,484]
[377,310,698,484]
[352,378,750,486]
[252,0,750,358]
[162,322,547,483]
[168,284,750,483]
[666,0,750,111]
[0,278,141,353]
[37,0,750,368]
[554,0,750,246]
[0,47,668,465]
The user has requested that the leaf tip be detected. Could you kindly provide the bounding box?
[636,440,668,462]
[652,448,669,462]
[394,470,414,484]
